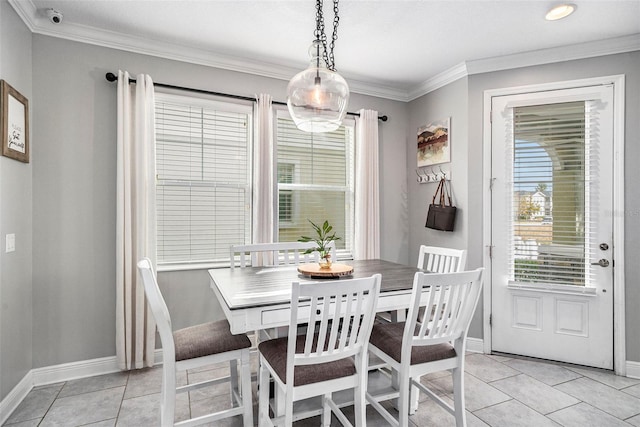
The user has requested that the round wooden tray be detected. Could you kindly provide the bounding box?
[297,263,354,278]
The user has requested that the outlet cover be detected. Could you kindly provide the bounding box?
[6,234,15,253]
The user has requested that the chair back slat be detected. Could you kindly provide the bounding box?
[417,245,467,273]
[230,241,337,269]
[405,269,484,351]
[289,275,381,367]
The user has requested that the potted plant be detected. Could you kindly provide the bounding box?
[298,219,341,269]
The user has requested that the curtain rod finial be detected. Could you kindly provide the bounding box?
[105,72,117,82]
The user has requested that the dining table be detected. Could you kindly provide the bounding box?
[208,259,422,335]
[209,258,425,417]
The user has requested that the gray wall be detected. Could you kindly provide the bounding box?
[0,1,33,399]
[465,52,640,360]
[30,35,409,367]
[406,78,469,267]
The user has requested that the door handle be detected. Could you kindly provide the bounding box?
[591,259,610,267]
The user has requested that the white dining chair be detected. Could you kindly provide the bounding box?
[417,245,467,273]
[230,241,338,342]
[230,241,337,269]
[366,268,484,427]
[137,258,253,427]
[257,274,381,426]
[376,246,467,324]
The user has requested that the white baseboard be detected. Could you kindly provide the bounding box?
[1,350,163,423]
[31,355,122,387]
[627,361,640,379]
[0,370,33,426]
[466,337,485,353]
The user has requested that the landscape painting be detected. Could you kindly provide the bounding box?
[417,117,450,167]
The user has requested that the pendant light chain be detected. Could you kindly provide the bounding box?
[314,0,340,72]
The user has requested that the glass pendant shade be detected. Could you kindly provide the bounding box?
[287,42,349,133]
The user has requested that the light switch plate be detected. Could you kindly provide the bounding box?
[6,234,15,253]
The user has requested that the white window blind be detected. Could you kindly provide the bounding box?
[276,112,354,258]
[155,93,252,266]
[507,101,601,287]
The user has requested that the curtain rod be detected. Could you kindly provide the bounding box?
[105,72,388,122]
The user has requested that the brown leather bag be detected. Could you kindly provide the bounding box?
[425,178,456,231]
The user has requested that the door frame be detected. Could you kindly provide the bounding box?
[481,75,626,375]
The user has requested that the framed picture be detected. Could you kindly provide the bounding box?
[1,80,29,163]
[417,117,450,167]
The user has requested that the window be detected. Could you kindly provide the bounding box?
[277,163,296,225]
[155,93,252,268]
[275,111,355,258]
[508,101,599,287]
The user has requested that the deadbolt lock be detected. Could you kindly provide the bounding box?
[599,243,609,251]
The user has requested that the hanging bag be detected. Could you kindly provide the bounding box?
[425,178,457,231]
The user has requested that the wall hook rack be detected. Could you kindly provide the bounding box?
[416,165,451,183]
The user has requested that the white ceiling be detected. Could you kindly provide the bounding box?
[9,0,640,100]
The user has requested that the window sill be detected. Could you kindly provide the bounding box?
[157,261,229,273]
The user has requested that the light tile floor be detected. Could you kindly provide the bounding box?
[4,353,640,426]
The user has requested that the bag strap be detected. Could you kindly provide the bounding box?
[431,178,445,205]
[443,178,453,206]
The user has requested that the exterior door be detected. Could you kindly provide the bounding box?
[490,85,614,369]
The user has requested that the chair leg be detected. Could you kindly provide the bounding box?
[452,367,467,427]
[410,376,420,414]
[258,359,271,427]
[241,351,254,427]
[284,388,294,427]
[354,373,367,426]
[161,363,176,427]
[322,393,332,427]
[230,358,239,405]
[397,372,411,427]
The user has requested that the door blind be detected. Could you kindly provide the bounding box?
[276,114,354,258]
[505,100,602,287]
[155,94,252,266]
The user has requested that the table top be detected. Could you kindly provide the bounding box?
[208,259,422,310]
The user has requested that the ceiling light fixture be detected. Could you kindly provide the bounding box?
[286,0,349,133]
[545,3,576,21]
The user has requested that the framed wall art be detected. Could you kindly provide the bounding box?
[1,80,29,163]
[417,117,449,167]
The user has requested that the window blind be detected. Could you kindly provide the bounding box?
[507,101,601,287]
[276,114,354,258]
[155,94,252,266]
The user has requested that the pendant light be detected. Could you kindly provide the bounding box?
[287,0,349,133]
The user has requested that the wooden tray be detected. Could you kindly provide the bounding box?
[297,263,354,278]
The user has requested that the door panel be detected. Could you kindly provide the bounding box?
[490,85,614,369]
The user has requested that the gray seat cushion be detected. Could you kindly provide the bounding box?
[173,320,251,362]
[258,335,356,387]
[369,322,456,365]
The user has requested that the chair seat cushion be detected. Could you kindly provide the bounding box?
[369,322,456,365]
[258,335,356,387]
[173,320,251,362]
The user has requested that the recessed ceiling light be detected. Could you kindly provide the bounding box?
[545,3,577,21]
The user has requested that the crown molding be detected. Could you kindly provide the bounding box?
[407,62,469,101]
[466,33,640,76]
[408,33,640,100]
[8,0,410,101]
[10,1,640,103]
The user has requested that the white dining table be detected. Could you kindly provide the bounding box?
[209,260,422,334]
[208,259,422,335]
[209,258,426,417]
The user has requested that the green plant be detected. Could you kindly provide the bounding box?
[298,219,341,260]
